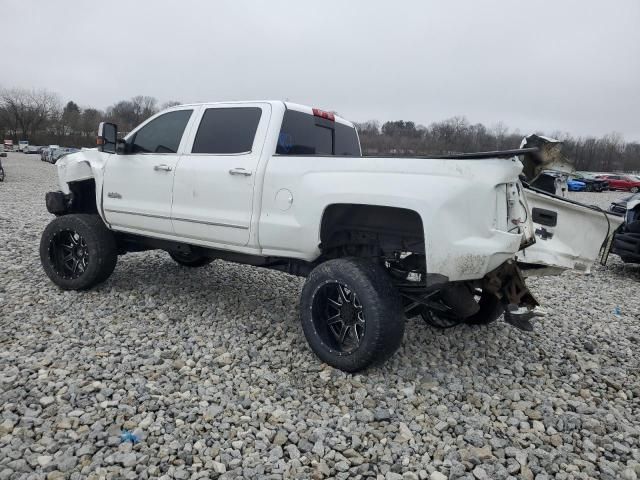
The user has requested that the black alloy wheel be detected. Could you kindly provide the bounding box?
[311,281,366,354]
[49,230,90,279]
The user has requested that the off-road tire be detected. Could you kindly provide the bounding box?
[40,214,118,290]
[300,258,404,372]
[168,251,214,267]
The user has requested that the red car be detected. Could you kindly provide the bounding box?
[596,174,640,193]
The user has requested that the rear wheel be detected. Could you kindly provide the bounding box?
[40,214,117,290]
[631,187,639,193]
[168,251,214,267]
[300,258,404,372]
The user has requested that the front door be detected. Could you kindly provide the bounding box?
[103,108,194,235]
[171,103,270,246]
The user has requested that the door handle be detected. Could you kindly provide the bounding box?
[154,164,172,172]
[229,168,252,176]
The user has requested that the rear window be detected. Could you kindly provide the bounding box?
[192,107,262,154]
[276,110,360,156]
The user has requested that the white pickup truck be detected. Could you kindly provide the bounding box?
[40,101,618,372]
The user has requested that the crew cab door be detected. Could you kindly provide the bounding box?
[102,108,194,234]
[171,103,270,246]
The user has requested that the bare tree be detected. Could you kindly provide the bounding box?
[79,108,104,137]
[0,88,60,140]
[161,100,182,109]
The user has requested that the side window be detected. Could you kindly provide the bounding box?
[191,107,262,154]
[276,110,360,156]
[129,110,193,154]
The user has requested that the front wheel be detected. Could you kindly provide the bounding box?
[631,187,639,193]
[300,258,405,372]
[40,214,118,290]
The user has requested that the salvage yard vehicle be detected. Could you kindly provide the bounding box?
[0,157,5,182]
[567,178,586,192]
[39,101,620,372]
[609,193,640,264]
[573,172,608,192]
[597,174,640,193]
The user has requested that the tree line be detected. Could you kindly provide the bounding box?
[0,87,180,148]
[0,87,637,172]
[355,118,639,173]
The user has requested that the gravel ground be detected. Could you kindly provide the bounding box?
[1,153,639,480]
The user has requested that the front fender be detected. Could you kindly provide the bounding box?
[54,149,109,221]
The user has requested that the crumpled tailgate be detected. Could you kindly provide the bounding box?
[515,188,623,274]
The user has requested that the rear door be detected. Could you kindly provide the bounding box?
[103,108,194,234]
[171,103,271,246]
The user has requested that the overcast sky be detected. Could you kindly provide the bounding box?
[5,0,640,140]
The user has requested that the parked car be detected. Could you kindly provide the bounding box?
[596,174,640,193]
[51,147,79,163]
[567,178,586,191]
[609,193,640,263]
[24,145,42,154]
[572,172,608,191]
[43,145,60,163]
[18,140,29,152]
[0,157,4,182]
[39,101,620,372]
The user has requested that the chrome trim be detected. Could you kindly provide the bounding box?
[104,208,248,230]
[172,216,248,230]
[104,208,170,220]
[185,151,252,156]
[229,167,252,176]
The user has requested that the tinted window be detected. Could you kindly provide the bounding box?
[276,110,360,156]
[192,107,262,154]
[130,110,192,154]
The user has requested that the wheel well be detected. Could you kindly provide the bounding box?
[320,204,425,258]
[68,179,98,214]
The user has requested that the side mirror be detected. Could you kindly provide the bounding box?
[97,122,118,154]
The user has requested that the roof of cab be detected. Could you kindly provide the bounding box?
[169,100,355,128]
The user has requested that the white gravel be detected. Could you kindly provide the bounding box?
[1,153,639,480]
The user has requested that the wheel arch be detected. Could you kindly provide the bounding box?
[319,203,426,257]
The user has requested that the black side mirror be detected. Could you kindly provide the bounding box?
[97,122,118,154]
